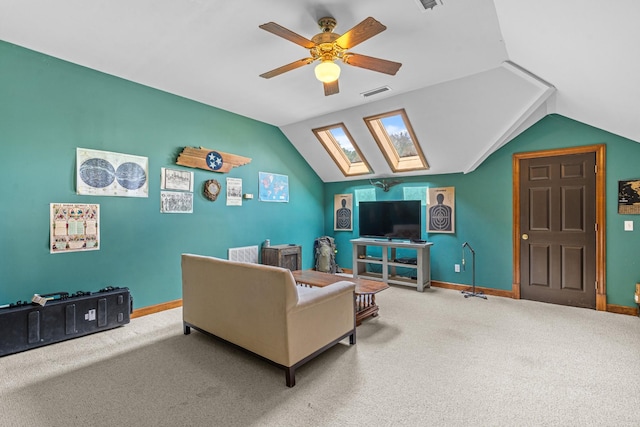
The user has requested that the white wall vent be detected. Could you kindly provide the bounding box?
[228,245,259,263]
[415,0,443,12]
[361,86,391,98]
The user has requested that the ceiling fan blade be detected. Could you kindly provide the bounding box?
[259,22,316,49]
[335,17,386,49]
[323,80,339,96]
[260,58,314,79]
[343,53,402,76]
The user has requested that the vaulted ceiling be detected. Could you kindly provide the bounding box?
[1,0,638,182]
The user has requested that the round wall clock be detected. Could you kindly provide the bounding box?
[203,179,221,201]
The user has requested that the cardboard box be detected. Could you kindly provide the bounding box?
[635,283,640,303]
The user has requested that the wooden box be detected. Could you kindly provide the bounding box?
[262,244,301,271]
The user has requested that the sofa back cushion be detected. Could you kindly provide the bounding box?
[181,254,298,361]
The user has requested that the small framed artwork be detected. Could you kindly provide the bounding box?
[226,177,242,206]
[161,168,193,192]
[160,191,193,213]
[50,203,100,253]
[259,172,289,202]
[618,179,640,214]
[334,194,353,231]
[427,187,455,233]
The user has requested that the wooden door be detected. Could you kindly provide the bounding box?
[518,152,597,308]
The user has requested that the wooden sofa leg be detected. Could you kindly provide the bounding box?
[183,323,191,335]
[349,330,356,345]
[285,367,296,387]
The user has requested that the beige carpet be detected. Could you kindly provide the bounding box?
[2,286,640,426]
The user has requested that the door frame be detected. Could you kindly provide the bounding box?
[512,144,606,310]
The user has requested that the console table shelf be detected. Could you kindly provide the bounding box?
[350,238,433,292]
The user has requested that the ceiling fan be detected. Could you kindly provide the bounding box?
[259,16,402,96]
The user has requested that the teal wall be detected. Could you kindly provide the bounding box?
[2,40,639,311]
[325,115,640,308]
[0,41,324,308]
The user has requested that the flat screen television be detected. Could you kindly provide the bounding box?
[358,200,422,241]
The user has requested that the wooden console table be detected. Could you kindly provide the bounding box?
[292,270,389,326]
[350,238,433,292]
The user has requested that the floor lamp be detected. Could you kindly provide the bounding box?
[461,242,487,299]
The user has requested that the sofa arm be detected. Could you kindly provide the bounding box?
[286,281,356,365]
[295,280,354,309]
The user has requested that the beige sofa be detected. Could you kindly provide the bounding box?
[181,253,356,387]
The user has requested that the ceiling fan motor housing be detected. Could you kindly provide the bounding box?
[310,32,343,62]
[317,17,337,33]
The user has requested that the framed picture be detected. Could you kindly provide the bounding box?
[160,191,193,213]
[50,203,100,253]
[259,172,289,202]
[161,168,193,192]
[334,194,353,231]
[226,177,242,206]
[618,179,640,214]
[427,187,455,233]
[76,148,148,198]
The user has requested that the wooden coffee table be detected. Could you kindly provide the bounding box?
[292,270,389,326]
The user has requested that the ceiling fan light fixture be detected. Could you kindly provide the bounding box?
[314,60,341,83]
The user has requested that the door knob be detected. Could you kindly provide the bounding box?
[522,233,529,240]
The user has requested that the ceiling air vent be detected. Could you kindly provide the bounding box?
[360,86,391,98]
[415,0,443,12]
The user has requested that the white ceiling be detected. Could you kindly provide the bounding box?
[1,0,638,182]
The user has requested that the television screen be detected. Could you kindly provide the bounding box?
[358,200,422,241]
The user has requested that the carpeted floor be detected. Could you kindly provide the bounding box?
[2,286,640,426]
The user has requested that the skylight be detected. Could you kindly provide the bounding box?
[364,109,429,172]
[312,123,372,177]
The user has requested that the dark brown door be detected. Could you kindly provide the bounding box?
[519,152,596,308]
